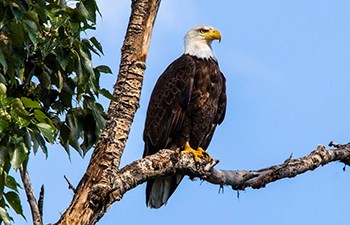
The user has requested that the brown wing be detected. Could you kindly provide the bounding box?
[143,54,196,157]
[200,71,227,149]
[216,73,227,125]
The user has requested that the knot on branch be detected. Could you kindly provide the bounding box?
[89,184,111,209]
[316,144,329,165]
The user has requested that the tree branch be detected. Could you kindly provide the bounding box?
[89,143,350,203]
[38,185,44,219]
[206,143,350,190]
[63,175,76,193]
[19,166,43,225]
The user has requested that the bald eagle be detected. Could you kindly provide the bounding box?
[143,25,227,208]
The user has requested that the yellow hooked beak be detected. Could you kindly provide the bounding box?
[202,28,222,42]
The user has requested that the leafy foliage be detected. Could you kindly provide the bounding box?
[0,0,112,222]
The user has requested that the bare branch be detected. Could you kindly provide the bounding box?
[19,166,43,225]
[63,175,76,193]
[206,143,350,189]
[90,143,350,203]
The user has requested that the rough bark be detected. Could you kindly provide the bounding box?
[93,143,350,202]
[55,0,161,224]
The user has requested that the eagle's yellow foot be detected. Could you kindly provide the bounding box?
[181,141,212,162]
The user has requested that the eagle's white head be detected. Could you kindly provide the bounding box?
[184,25,222,60]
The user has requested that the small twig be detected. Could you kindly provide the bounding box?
[329,141,341,148]
[64,175,77,193]
[38,185,44,218]
[19,166,43,225]
[284,153,293,163]
[218,184,224,194]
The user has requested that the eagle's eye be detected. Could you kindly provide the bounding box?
[199,28,209,34]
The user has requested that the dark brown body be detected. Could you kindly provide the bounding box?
[143,54,227,208]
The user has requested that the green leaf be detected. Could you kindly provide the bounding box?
[35,123,55,143]
[30,130,39,154]
[38,71,51,89]
[0,172,4,202]
[59,89,73,108]
[0,206,11,225]
[33,109,49,123]
[96,65,112,74]
[77,2,92,22]
[79,47,94,78]
[0,48,8,73]
[11,98,24,110]
[0,146,8,175]
[20,97,41,109]
[77,0,97,23]
[0,119,9,137]
[83,97,104,127]
[9,21,26,44]
[34,3,48,23]
[33,109,55,129]
[5,175,21,192]
[23,129,31,151]
[66,112,82,155]
[99,88,118,102]
[90,37,103,54]
[58,123,71,157]
[15,0,30,11]
[31,129,47,156]
[10,141,28,169]
[90,103,106,130]
[80,113,98,155]
[0,83,6,96]
[40,89,59,109]
[10,98,31,128]
[10,4,23,22]
[5,191,24,216]
[11,113,31,128]
[23,19,38,44]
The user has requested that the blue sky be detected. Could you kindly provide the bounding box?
[13,0,350,224]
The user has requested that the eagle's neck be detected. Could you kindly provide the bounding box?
[184,38,216,60]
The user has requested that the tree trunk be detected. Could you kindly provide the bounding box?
[55,0,161,224]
